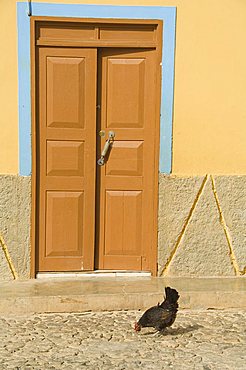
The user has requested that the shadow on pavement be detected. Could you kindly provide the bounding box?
[140,324,203,336]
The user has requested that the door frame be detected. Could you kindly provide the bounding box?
[30,17,162,277]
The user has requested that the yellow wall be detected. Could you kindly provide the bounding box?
[1,0,246,174]
[0,0,19,174]
[172,0,246,175]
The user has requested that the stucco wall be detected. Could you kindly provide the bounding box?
[0,0,246,175]
[0,175,31,279]
[0,173,245,280]
[158,174,246,277]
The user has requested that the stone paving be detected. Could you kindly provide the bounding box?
[0,309,245,369]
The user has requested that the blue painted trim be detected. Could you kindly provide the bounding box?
[17,3,32,176]
[17,2,176,175]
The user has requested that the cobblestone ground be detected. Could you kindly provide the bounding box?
[0,310,245,369]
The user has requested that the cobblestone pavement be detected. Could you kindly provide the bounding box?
[0,310,245,369]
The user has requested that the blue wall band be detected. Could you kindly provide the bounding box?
[17,2,176,175]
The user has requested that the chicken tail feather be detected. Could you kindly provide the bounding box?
[159,287,179,310]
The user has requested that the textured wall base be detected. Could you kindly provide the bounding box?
[158,174,246,277]
[0,174,245,280]
[0,175,31,280]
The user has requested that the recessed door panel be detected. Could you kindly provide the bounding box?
[46,191,84,257]
[105,141,143,176]
[47,57,85,128]
[106,58,145,128]
[46,140,84,177]
[105,191,142,256]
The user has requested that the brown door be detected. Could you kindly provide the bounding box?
[36,47,159,273]
[37,47,97,271]
[96,49,158,272]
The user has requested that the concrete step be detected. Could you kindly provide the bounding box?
[0,276,245,314]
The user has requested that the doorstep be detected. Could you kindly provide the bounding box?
[36,271,152,278]
[0,276,245,315]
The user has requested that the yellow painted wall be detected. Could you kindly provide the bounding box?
[1,0,246,174]
[0,0,19,174]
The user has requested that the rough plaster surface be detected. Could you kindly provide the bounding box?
[0,247,13,280]
[0,174,245,280]
[158,175,205,272]
[0,175,31,280]
[214,176,246,274]
[166,177,235,276]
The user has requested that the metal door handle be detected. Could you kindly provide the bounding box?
[97,131,115,166]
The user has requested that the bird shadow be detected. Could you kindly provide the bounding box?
[167,324,203,335]
[141,324,203,336]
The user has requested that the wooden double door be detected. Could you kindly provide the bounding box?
[36,46,159,274]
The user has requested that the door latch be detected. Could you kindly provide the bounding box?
[97,131,115,166]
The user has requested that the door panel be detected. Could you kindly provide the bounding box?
[105,190,142,253]
[105,141,143,176]
[106,58,145,128]
[37,48,97,271]
[46,140,85,177]
[47,57,85,128]
[46,191,84,257]
[96,49,158,272]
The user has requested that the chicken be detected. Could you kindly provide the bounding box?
[134,287,179,332]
